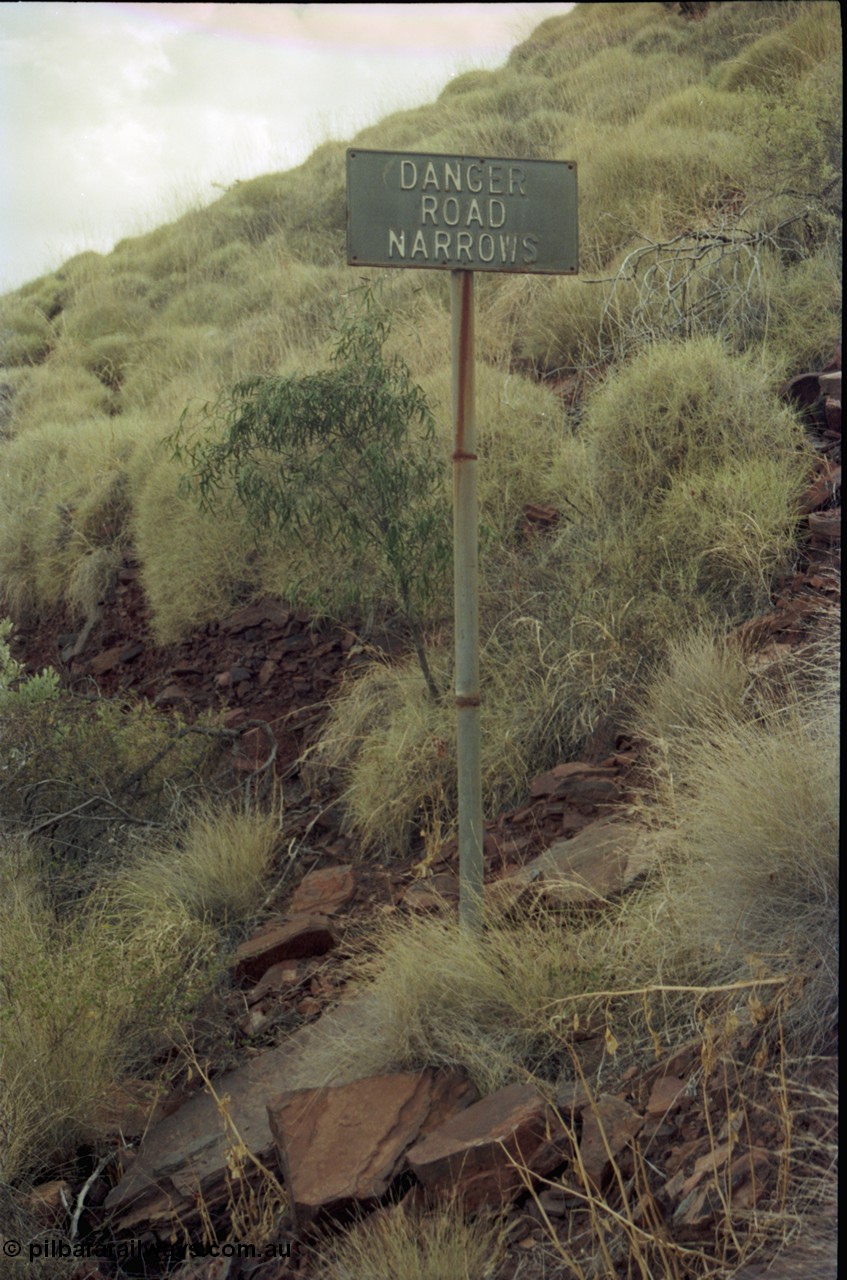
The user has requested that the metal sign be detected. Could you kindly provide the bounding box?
[347,149,578,275]
[344,149,579,928]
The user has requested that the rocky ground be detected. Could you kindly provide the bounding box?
[8,367,840,1279]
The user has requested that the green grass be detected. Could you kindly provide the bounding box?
[718,2,841,94]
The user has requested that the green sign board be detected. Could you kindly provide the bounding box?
[347,149,578,275]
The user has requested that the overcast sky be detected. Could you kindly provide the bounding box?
[0,2,573,294]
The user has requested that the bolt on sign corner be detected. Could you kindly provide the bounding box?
[347,149,577,275]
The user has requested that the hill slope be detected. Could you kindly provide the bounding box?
[0,5,840,1277]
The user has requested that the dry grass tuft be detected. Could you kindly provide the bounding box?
[0,834,219,1185]
[301,903,627,1095]
[108,801,283,932]
[309,655,455,858]
[631,624,840,1054]
[312,1201,506,1280]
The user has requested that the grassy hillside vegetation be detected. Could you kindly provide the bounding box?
[1,1,839,853]
[0,2,839,1261]
[306,623,839,1085]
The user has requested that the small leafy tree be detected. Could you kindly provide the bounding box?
[171,288,450,699]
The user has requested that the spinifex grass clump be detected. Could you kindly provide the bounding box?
[303,905,621,1095]
[107,802,283,933]
[171,286,450,699]
[0,833,219,1185]
[631,625,840,1053]
[313,1202,505,1280]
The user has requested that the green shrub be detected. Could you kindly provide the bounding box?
[0,682,222,902]
[172,287,451,695]
[0,618,59,708]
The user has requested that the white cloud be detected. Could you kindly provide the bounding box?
[0,2,572,292]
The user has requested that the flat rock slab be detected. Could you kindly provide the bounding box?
[578,1094,644,1187]
[288,865,356,917]
[267,1069,476,1221]
[528,761,621,805]
[234,915,336,984]
[401,872,460,912]
[104,994,367,1238]
[406,1082,567,1211]
[490,820,655,909]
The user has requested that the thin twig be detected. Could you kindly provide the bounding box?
[70,1151,118,1240]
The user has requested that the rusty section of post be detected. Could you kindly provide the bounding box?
[451,269,483,930]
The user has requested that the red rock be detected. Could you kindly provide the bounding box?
[221,599,291,634]
[578,1094,644,1188]
[233,724,274,772]
[406,1082,567,1211]
[295,996,322,1017]
[222,708,248,729]
[528,762,621,807]
[257,658,278,687]
[645,1074,687,1117]
[104,994,373,1238]
[235,916,336,983]
[247,961,303,1004]
[26,1179,72,1227]
[267,1069,476,1220]
[289,865,356,917]
[808,509,840,542]
[489,820,654,909]
[818,370,841,397]
[825,396,841,433]
[85,645,125,675]
[153,683,190,706]
[94,1078,166,1139]
[401,872,460,911]
[238,1007,271,1038]
[673,1180,724,1229]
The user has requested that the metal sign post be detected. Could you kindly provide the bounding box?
[451,269,483,928]
[346,149,577,927]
